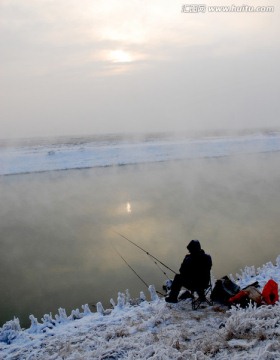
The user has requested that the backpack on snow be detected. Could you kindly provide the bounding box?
[211,276,240,305]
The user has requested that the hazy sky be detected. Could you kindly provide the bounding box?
[0,0,279,139]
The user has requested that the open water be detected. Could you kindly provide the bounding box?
[1,131,280,327]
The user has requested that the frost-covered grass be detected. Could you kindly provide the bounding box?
[1,259,280,359]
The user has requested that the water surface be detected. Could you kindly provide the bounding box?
[1,152,280,327]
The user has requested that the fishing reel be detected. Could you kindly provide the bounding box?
[162,279,173,293]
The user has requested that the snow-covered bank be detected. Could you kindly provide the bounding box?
[1,257,280,359]
[2,132,280,176]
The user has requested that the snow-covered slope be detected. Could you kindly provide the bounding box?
[1,257,280,359]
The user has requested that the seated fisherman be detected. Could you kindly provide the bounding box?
[165,239,212,303]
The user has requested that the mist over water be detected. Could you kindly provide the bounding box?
[1,152,280,327]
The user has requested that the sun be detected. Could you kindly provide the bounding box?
[109,50,133,63]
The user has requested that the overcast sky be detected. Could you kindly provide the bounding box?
[0,0,279,139]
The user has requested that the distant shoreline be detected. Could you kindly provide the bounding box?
[1,149,280,178]
[1,132,280,176]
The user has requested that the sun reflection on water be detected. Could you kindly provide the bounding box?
[126,202,132,213]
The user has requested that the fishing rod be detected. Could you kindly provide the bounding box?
[146,252,172,280]
[114,247,165,297]
[113,231,177,276]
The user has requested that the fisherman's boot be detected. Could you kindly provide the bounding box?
[165,274,182,303]
[165,294,178,303]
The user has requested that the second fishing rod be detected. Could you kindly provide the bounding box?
[114,247,165,297]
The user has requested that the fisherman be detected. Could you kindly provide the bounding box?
[165,239,212,303]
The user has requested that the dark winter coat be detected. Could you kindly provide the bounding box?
[179,249,212,290]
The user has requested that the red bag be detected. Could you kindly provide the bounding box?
[229,290,248,304]
[262,279,279,305]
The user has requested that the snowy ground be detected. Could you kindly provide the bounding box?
[1,256,280,359]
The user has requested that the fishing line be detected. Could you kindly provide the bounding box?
[147,254,172,280]
[113,230,177,275]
